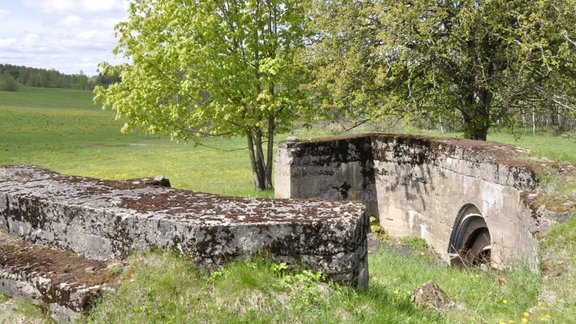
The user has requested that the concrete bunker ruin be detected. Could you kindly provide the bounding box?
[0,165,368,320]
[275,133,575,270]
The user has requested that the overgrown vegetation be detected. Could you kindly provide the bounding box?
[1,86,575,323]
[85,247,542,323]
[536,217,576,320]
[0,70,19,92]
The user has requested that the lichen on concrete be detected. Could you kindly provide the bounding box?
[0,229,119,322]
[0,165,369,294]
[275,133,575,271]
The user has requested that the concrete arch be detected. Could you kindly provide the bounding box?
[448,204,491,267]
[275,133,550,270]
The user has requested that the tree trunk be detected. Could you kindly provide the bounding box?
[265,116,275,189]
[462,119,489,140]
[462,88,492,141]
[254,130,269,188]
[246,129,273,191]
[247,131,265,190]
[532,107,536,136]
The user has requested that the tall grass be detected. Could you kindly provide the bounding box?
[534,217,576,321]
[86,245,542,323]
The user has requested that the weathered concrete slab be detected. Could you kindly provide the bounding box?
[0,229,118,322]
[275,133,576,270]
[0,165,369,289]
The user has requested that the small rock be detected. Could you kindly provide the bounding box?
[411,280,459,311]
[141,176,171,187]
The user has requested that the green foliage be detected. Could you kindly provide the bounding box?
[0,63,92,89]
[0,70,20,91]
[307,0,576,140]
[400,237,430,252]
[369,215,387,237]
[95,0,313,190]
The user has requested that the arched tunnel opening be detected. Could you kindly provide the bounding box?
[448,204,491,267]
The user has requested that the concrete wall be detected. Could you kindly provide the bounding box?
[275,134,560,270]
[0,165,369,288]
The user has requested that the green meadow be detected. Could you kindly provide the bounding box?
[1,86,575,323]
[0,87,273,197]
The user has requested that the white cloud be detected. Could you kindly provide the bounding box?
[59,15,82,26]
[88,17,124,29]
[0,38,17,48]
[0,9,11,18]
[3,0,129,74]
[82,0,126,13]
[24,0,127,14]
[24,0,75,14]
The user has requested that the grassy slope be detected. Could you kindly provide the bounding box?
[1,87,575,322]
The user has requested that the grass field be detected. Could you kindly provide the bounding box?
[0,87,275,197]
[1,86,575,323]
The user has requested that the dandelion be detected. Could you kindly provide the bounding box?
[524,312,530,317]
[509,321,514,323]
[502,299,508,304]
[521,318,528,323]
[393,289,399,295]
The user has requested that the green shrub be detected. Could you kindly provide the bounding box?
[0,71,19,91]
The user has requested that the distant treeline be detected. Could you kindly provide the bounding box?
[0,64,120,91]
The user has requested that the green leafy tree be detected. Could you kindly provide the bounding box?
[307,0,576,140]
[0,71,19,92]
[95,0,310,190]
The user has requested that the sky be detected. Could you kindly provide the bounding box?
[0,0,129,76]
